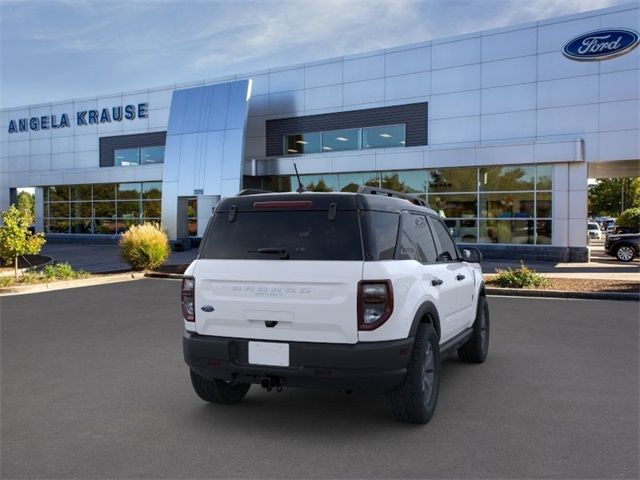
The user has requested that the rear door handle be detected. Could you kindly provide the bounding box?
[431,278,443,286]
[456,274,466,281]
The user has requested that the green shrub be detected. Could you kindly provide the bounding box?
[491,262,548,289]
[41,262,88,280]
[616,207,640,232]
[0,276,12,288]
[119,223,170,271]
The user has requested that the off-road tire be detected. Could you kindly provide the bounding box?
[190,369,251,404]
[458,295,490,363]
[615,244,636,262]
[386,323,440,424]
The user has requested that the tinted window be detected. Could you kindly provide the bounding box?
[429,217,459,262]
[200,210,363,261]
[360,211,399,261]
[397,213,438,264]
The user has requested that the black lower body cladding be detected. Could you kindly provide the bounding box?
[183,332,414,393]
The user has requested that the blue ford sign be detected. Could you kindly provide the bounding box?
[563,28,640,61]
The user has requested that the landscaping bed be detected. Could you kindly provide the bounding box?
[485,276,640,293]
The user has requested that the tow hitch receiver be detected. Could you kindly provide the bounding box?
[260,376,283,392]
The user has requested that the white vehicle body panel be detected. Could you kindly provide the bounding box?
[190,259,362,344]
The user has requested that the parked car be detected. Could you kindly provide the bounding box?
[604,233,640,262]
[613,226,638,235]
[587,222,602,240]
[181,187,489,424]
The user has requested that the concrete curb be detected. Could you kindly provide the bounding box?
[0,272,146,296]
[486,287,639,301]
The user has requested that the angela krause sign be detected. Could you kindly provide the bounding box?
[563,29,640,61]
[7,103,148,134]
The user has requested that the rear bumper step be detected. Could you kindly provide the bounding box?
[183,332,414,393]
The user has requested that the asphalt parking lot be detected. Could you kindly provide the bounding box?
[1,279,638,479]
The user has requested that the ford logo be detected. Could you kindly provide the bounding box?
[563,28,640,61]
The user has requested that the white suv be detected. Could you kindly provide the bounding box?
[182,187,489,424]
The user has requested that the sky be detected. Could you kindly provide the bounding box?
[0,0,633,109]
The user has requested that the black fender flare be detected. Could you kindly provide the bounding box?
[408,302,442,340]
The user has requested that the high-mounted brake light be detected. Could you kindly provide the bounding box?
[181,276,195,322]
[357,280,393,330]
[253,200,313,209]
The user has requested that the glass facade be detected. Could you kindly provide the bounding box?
[284,125,405,155]
[43,182,162,234]
[262,164,553,245]
[114,146,165,166]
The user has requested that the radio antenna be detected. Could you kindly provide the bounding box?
[293,163,305,193]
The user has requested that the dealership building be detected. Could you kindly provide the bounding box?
[1,3,638,261]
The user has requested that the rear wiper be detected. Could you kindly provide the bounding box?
[249,247,290,259]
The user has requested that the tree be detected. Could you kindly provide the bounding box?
[616,207,640,232]
[16,191,35,218]
[0,205,46,278]
[589,178,640,217]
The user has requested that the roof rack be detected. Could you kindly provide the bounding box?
[357,186,428,207]
[236,189,272,196]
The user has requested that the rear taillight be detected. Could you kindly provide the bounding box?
[357,280,393,330]
[181,276,195,322]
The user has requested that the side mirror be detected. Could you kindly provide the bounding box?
[462,247,482,263]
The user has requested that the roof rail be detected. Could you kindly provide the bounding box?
[357,186,428,207]
[236,189,272,196]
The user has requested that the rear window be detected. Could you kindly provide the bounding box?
[199,210,363,261]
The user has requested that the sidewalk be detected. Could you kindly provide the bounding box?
[40,241,639,280]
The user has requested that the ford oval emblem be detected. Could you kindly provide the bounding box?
[563,28,640,61]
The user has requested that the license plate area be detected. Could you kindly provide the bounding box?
[248,341,290,367]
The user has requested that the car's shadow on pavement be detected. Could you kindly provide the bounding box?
[179,356,472,436]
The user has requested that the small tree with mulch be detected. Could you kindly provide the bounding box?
[0,205,46,278]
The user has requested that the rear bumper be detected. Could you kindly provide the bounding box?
[183,331,414,393]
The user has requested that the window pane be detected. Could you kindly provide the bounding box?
[187,199,197,218]
[428,193,477,218]
[118,201,141,218]
[322,128,360,152]
[71,202,92,218]
[142,182,162,199]
[47,219,70,233]
[114,148,139,166]
[397,213,438,263]
[285,133,321,155]
[537,165,553,190]
[360,211,400,261]
[143,201,162,218]
[70,185,92,201]
[264,176,292,192]
[536,220,552,244]
[443,219,478,243]
[363,125,405,149]
[479,192,535,218]
[43,188,49,202]
[93,184,116,200]
[381,171,426,194]
[116,219,139,234]
[140,146,165,164]
[49,186,70,202]
[479,219,535,244]
[188,219,198,237]
[70,219,93,234]
[49,202,69,217]
[200,211,363,261]
[537,192,552,218]
[480,166,535,191]
[338,172,380,192]
[294,174,338,192]
[94,202,116,217]
[429,218,459,261]
[94,219,116,234]
[428,168,477,193]
[118,183,141,200]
